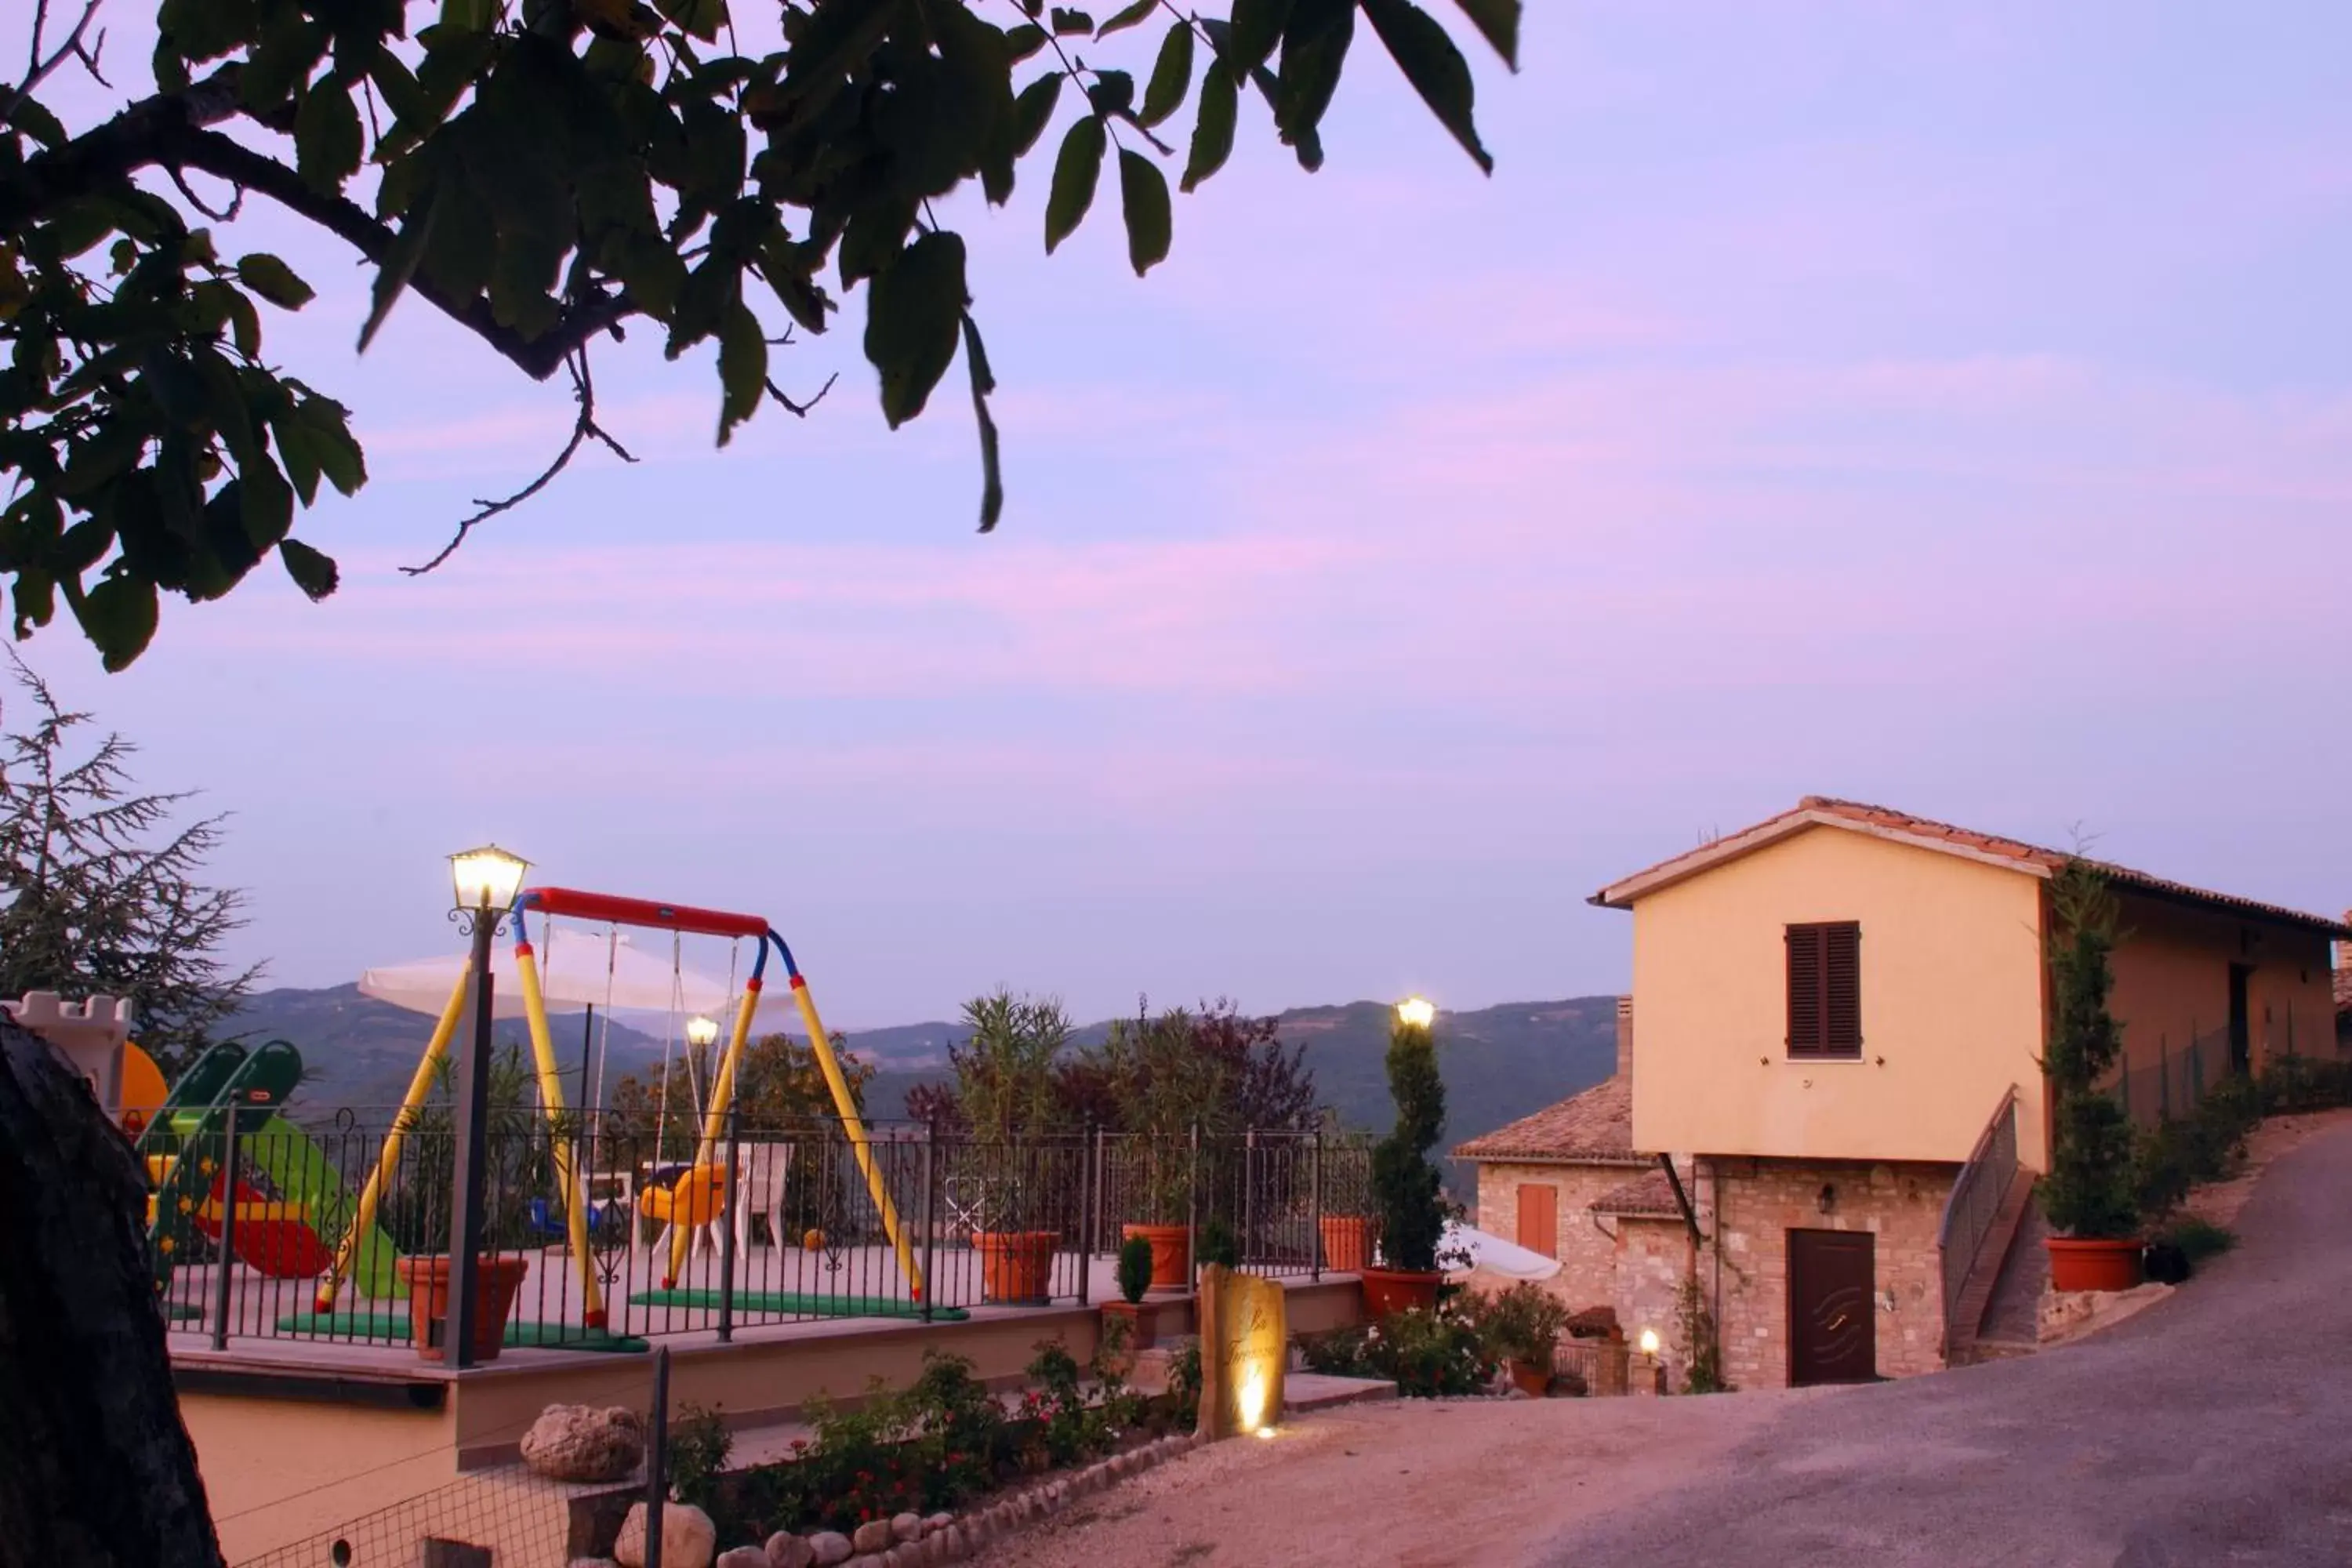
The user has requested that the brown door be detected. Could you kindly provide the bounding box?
[1788,1229,1875,1386]
[1516,1185,1559,1258]
[2228,963,2253,1076]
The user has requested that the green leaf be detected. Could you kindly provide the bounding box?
[76,575,159,673]
[440,0,494,31]
[1050,7,1094,34]
[1096,0,1156,35]
[1360,0,1493,172]
[1087,70,1135,118]
[1006,24,1047,60]
[294,82,366,194]
[656,0,728,42]
[1116,150,1172,276]
[296,398,368,496]
[271,416,324,506]
[1012,71,1064,155]
[358,189,440,354]
[1044,115,1108,253]
[278,539,340,601]
[239,456,296,549]
[9,97,67,149]
[1180,57,1236,192]
[1141,23,1195,127]
[962,313,1003,532]
[717,300,768,446]
[240,13,328,114]
[1275,0,1353,151]
[1226,0,1294,80]
[1451,0,1519,66]
[235,254,317,310]
[862,230,969,428]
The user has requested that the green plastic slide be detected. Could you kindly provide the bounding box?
[245,1113,400,1300]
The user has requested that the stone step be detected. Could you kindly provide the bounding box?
[1283,1373,1396,1413]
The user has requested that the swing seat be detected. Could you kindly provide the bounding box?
[638,1163,728,1226]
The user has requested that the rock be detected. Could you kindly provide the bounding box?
[891,1512,924,1543]
[614,1502,717,1568]
[521,1403,647,1483]
[766,1533,816,1568]
[807,1532,853,1566]
[851,1519,895,1555]
[718,1549,770,1568]
[923,1514,953,1537]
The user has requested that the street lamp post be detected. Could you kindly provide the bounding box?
[444,844,530,1370]
[1396,996,1436,1031]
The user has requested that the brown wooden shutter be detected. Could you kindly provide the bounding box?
[1787,924,1824,1054]
[1824,922,1862,1056]
[1788,921,1862,1058]
[1516,1185,1559,1258]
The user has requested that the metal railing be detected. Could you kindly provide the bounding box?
[1935,1083,2020,1357]
[152,1108,1374,1355]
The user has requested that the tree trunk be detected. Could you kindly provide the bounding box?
[0,1020,222,1567]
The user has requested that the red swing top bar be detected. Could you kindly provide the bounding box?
[518,887,770,940]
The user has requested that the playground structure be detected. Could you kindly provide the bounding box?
[310,884,926,1333]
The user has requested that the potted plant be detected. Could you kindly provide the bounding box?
[1104,1005,1222,1292]
[2041,862,2147,1292]
[955,992,1070,1303]
[394,1253,531,1363]
[1477,1283,1570,1397]
[1099,1233,1160,1377]
[1365,998,1450,1317]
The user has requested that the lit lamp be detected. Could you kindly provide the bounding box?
[685,1015,720,1051]
[1396,996,1436,1030]
[1635,1327,1664,1397]
[441,843,529,1370]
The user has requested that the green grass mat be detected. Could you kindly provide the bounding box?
[626,1288,968,1322]
[272,1311,649,1353]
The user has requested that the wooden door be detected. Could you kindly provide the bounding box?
[2228,963,2253,1076]
[1516,1185,1559,1258]
[1788,1229,1875,1386]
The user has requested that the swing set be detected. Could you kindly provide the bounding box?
[314,886,924,1329]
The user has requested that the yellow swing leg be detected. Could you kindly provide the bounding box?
[516,940,607,1329]
[795,979,925,1305]
[316,971,467,1313]
[662,986,761,1290]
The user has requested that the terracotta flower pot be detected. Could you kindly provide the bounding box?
[394,1254,530,1363]
[1507,1359,1553,1399]
[1121,1223,1191,1292]
[1318,1214,1371,1274]
[974,1230,1058,1303]
[1360,1266,1441,1319]
[2046,1237,2145,1293]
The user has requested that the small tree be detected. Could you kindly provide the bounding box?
[2040,860,2140,1240]
[1370,1005,1447,1272]
[0,652,256,1075]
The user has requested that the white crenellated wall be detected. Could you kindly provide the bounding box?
[2,990,136,1112]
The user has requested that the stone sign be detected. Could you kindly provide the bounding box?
[1194,1263,1287,1441]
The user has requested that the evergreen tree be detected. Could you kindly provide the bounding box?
[2040,859,2141,1240]
[0,653,256,1074]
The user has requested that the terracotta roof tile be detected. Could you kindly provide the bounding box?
[1588,1169,1682,1218]
[1596,795,2350,938]
[1453,1076,1643,1163]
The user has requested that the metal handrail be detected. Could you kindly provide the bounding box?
[1936,1083,2020,1356]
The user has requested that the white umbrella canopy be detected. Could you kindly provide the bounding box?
[358,927,739,1021]
[1441,1221,1563,1283]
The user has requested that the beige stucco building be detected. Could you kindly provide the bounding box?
[1462,796,2348,1391]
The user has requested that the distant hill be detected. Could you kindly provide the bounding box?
[220,986,1619,1184]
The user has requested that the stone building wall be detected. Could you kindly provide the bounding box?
[1694,1156,1956,1390]
[1472,1160,1646,1311]
[1610,1215,1693,1354]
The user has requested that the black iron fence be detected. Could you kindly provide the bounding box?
[151,1108,1374,1353]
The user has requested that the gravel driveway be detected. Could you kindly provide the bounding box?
[976,1116,2352,1568]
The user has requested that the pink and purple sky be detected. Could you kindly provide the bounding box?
[23,2,2352,1024]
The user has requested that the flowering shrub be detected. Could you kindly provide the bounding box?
[1301,1305,1494,1398]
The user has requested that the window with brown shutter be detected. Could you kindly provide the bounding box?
[1516,1184,1559,1258]
[1787,921,1862,1058]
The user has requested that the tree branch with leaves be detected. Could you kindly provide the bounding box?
[1,0,1519,669]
